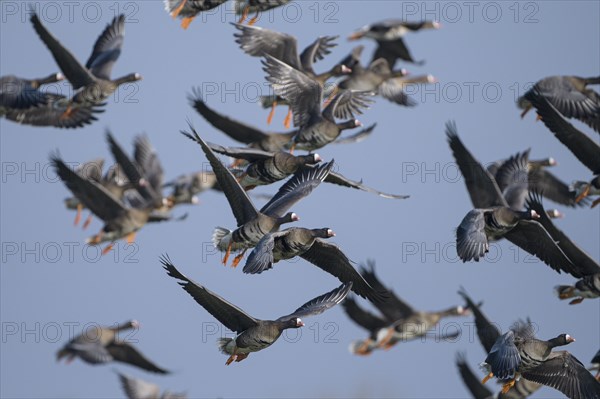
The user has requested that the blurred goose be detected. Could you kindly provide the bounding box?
[163,171,217,207]
[358,262,468,349]
[161,255,351,364]
[525,193,600,303]
[525,88,600,206]
[51,135,179,254]
[348,20,441,67]
[457,289,542,398]
[0,73,63,110]
[56,320,168,373]
[234,0,291,24]
[342,293,397,355]
[447,123,575,270]
[456,352,541,399]
[118,372,186,399]
[164,0,228,29]
[189,90,375,152]
[208,143,321,188]
[263,54,373,152]
[339,54,436,106]
[518,75,600,133]
[182,126,331,266]
[233,23,351,127]
[0,73,104,128]
[481,325,600,398]
[30,13,141,116]
[62,158,129,228]
[489,155,585,208]
[243,228,386,302]
[447,122,578,211]
[207,144,409,199]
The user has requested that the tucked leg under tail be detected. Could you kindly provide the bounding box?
[74,203,83,226]
[501,378,516,393]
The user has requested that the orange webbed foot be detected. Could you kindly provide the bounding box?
[225,354,236,365]
[378,328,394,349]
[283,108,292,129]
[248,12,259,26]
[481,372,494,384]
[235,353,249,362]
[569,297,584,305]
[575,184,590,203]
[501,379,516,394]
[223,242,233,266]
[181,17,194,29]
[237,6,249,23]
[60,105,74,120]
[101,243,115,256]
[266,101,277,125]
[171,0,187,18]
[126,232,137,245]
[74,203,83,226]
[82,214,93,230]
[232,249,247,268]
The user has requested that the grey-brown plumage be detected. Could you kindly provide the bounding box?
[182,126,332,266]
[457,289,542,398]
[348,20,441,67]
[483,328,600,398]
[263,54,373,151]
[56,320,169,373]
[519,75,600,133]
[31,12,141,109]
[161,255,351,364]
[208,144,321,188]
[233,23,351,125]
[118,372,186,399]
[0,73,104,128]
[244,228,385,302]
[189,89,375,151]
[456,352,541,399]
[357,262,468,349]
[338,50,436,106]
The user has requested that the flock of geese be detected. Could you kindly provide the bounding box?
[1,2,600,398]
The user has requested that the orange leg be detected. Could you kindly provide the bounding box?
[535,114,542,121]
[232,249,247,268]
[569,297,584,305]
[575,184,590,203]
[74,203,83,226]
[481,372,494,384]
[60,105,74,120]
[323,86,339,108]
[235,353,249,362]
[101,243,115,256]
[171,0,187,18]
[181,17,194,29]
[356,339,373,356]
[288,143,296,155]
[82,214,93,230]
[223,241,233,266]
[248,11,259,26]
[126,232,137,244]
[238,6,249,23]
[501,379,516,394]
[558,286,575,299]
[225,347,238,365]
[266,100,277,125]
[591,197,600,208]
[377,328,395,349]
[283,107,292,129]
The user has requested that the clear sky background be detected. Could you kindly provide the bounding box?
[1,1,599,398]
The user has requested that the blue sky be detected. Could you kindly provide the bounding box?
[1,1,599,398]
